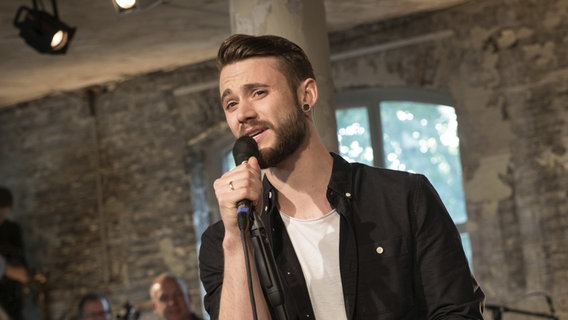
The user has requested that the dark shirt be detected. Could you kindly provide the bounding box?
[199,153,484,319]
[0,219,27,320]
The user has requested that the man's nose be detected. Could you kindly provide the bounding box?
[236,99,257,123]
[165,297,178,306]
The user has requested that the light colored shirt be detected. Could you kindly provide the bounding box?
[280,209,347,320]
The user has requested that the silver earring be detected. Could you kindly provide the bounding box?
[302,104,311,112]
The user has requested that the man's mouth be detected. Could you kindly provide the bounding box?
[244,127,266,140]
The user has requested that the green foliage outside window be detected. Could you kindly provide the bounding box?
[380,101,467,225]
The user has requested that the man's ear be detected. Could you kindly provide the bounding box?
[298,78,318,107]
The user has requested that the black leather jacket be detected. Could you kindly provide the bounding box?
[199,153,484,319]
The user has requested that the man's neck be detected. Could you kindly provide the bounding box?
[265,135,333,219]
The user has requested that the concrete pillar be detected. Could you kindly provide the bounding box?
[229,0,339,152]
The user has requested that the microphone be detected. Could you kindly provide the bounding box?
[232,136,289,320]
[232,136,260,230]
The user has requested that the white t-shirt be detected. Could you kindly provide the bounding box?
[280,209,347,320]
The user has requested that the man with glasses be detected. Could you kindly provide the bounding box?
[77,293,113,320]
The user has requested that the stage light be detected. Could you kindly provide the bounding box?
[13,0,76,55]
[111,0,162,15]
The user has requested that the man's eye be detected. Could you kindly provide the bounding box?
[225,101,237,110]
[253,90,266,97]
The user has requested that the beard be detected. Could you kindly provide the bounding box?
[257,105,308,169]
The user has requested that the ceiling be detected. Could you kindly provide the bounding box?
[0,0,469,109]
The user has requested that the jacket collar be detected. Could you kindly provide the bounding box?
[327,152,354,207]
[261,152,353,217]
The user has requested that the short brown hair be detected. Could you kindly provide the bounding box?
[217,34,315,93]
[77,292,112,318]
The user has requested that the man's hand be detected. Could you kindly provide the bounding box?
[5,263,29,283]
[214,156,262,237]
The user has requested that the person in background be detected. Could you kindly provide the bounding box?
[198,34,485,319]
[149,273,201,320]
[77,292,113,320]
[0,186,29,320]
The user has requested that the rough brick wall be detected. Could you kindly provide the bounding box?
[1,0,567,319]
[0,60,225,319]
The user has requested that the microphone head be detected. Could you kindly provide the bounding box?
[232,135,260,165]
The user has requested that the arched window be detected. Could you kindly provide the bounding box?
[335,88,472,265]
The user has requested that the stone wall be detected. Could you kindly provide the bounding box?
[0,60,225,318]
[1,0,567,319]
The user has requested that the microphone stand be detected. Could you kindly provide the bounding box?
[486,304,559,320]
[249,209,289,320]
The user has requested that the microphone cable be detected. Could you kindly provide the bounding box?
[239,213,258,320]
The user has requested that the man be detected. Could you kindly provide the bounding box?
[149,273,201,320]
[0,186,29,320]
[199,34,485,319]
[77,293,113,320]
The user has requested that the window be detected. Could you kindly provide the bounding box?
[336,88,472,265]
[223,149,236,173]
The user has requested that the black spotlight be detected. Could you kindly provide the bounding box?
[13,0,76,54]
[111,0,162,15]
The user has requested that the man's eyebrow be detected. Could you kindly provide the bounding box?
[221,83,269,102]
[220,89,233,102]
[243,83,269,90]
